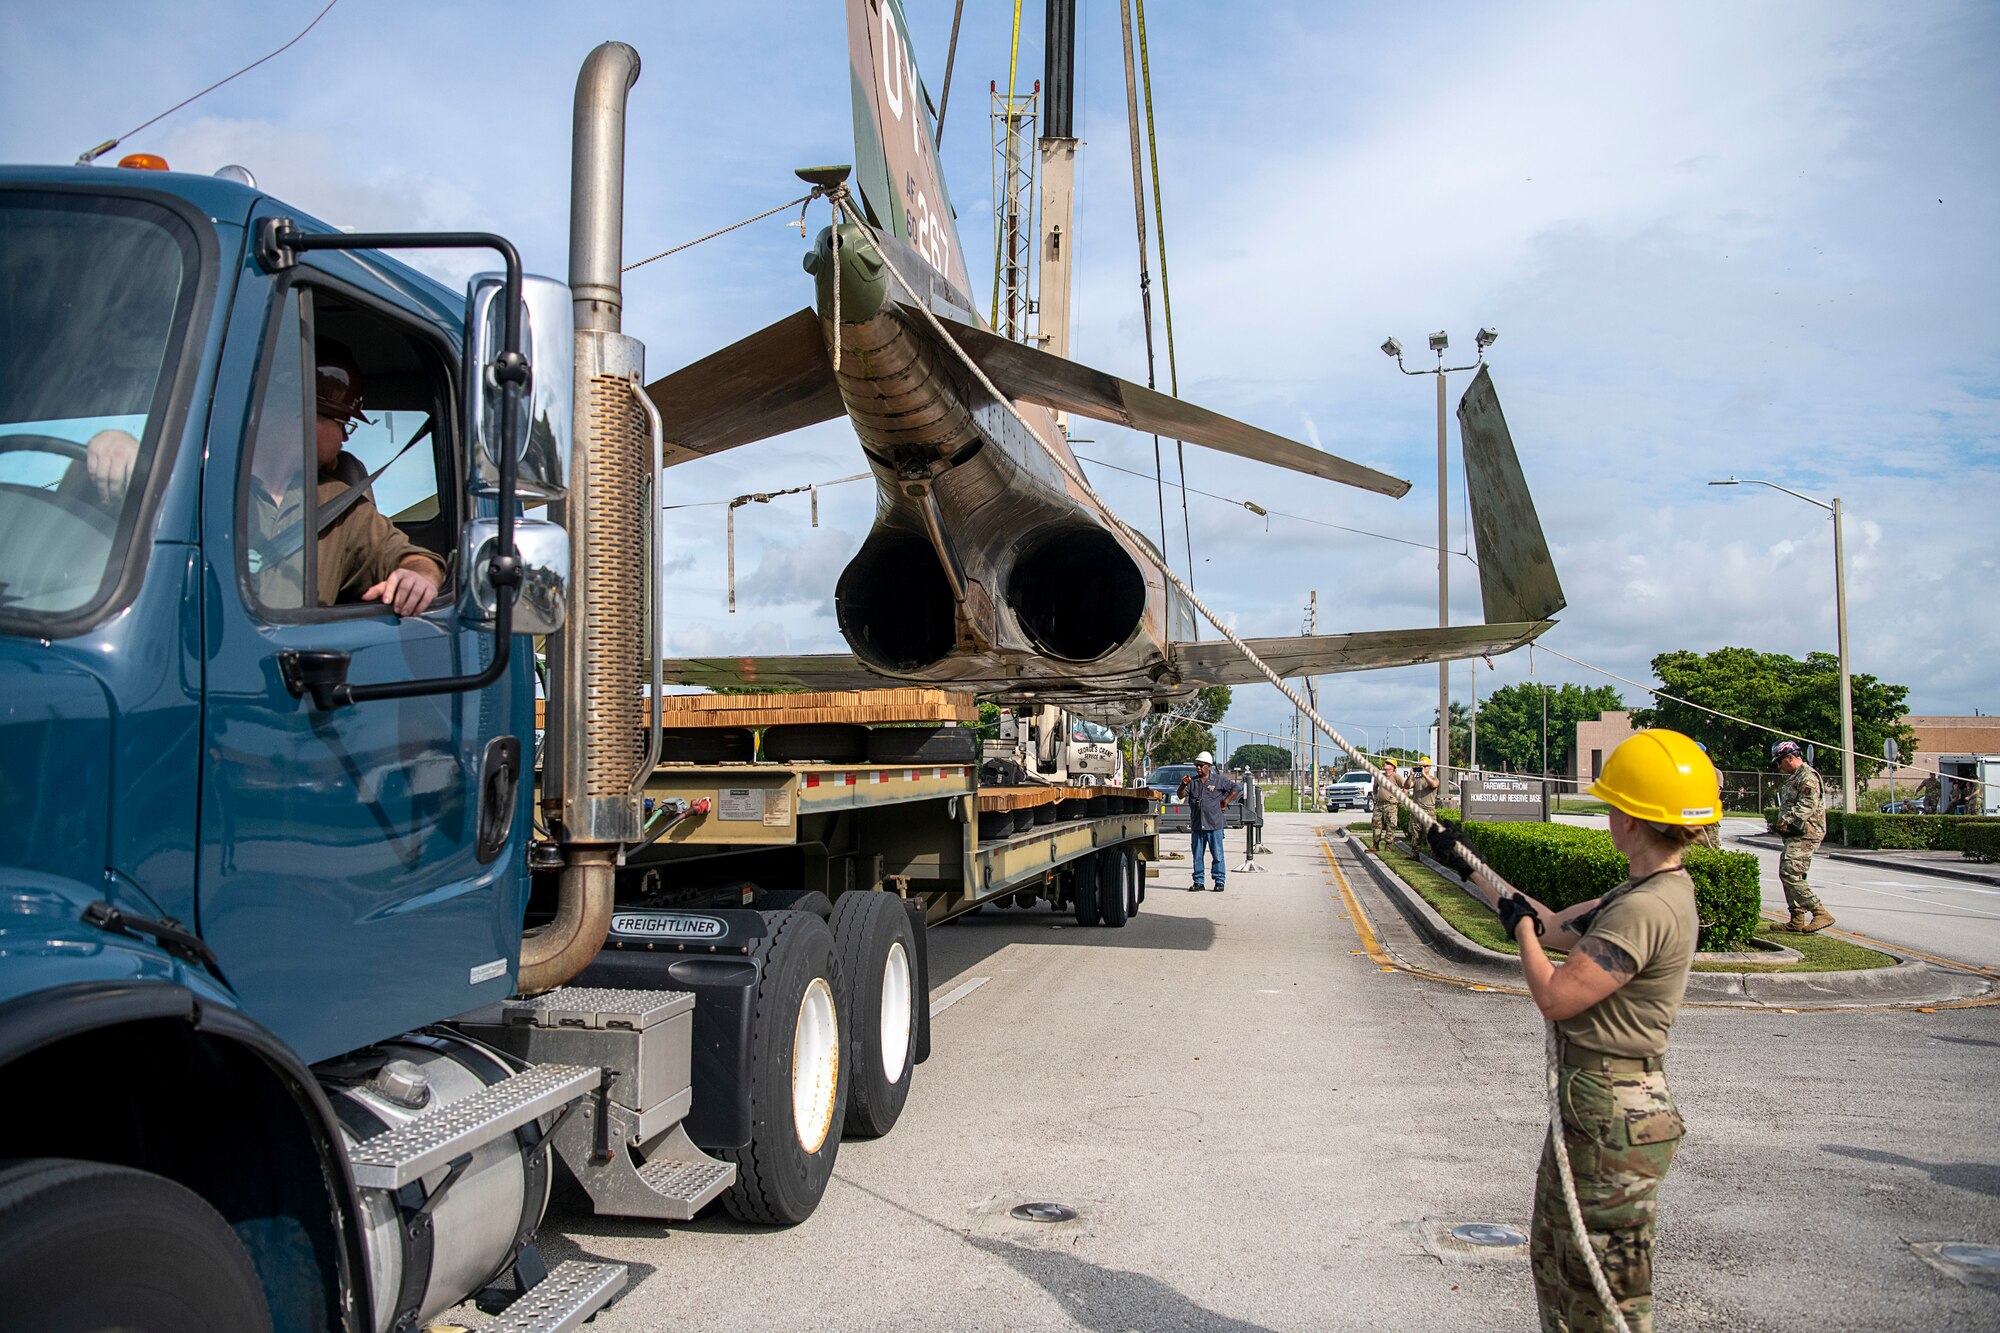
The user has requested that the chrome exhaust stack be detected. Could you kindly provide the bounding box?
[530,40,651,994]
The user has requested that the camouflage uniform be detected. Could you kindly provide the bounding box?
[1775,765,1826,915]
[1531,1065,1685,1333]
[1370,769,1402,844]
[1915,774,1940,814]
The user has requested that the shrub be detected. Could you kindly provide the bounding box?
[1763,807,1782,833]
[1455,820,1762,951]
[1963,823,2000,864]
[1832,812,1998,851]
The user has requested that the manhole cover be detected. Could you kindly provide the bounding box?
[1010,1202,1078,1224]
[1941,1244,2000,1269]
[1450,1223,1527,1248]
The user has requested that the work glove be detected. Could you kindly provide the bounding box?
[1425,824,1477,878]
[1496,892,1544,939]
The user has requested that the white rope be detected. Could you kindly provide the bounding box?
[856,219,1633,1326]
[1546,1027,1634,1333]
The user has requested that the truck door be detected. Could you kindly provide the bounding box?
[197,242,522,1063]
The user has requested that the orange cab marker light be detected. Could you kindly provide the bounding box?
[117,153,170,171]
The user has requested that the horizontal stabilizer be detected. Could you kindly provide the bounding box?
[915,307,1411,497]
[1460,366,1566,623]
[1171,622,1554,688]
[643,309,841,464]
[660,652,890,693]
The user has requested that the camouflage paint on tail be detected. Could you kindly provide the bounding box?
[847,0,975,303]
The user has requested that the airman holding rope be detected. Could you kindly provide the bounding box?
[1369,757,1402,854]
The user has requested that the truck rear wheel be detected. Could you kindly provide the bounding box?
[0,1158,273,1333]
[1072,855,1100,926]
[830,892,919,1138]
[717,910,849,1225]
[1097,848,1128,927]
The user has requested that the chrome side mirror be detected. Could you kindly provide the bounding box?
[461,516,568,634]
[464,273,573,500]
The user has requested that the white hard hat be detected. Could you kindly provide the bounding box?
[1195,751,1214,765]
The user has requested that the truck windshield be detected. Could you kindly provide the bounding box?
[0,192,199,629]
[1071,720,1115,743]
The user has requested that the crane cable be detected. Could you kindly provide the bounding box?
[1116,0,1171,563]
[1134,0,1197,599]
[836,188,1632,1331]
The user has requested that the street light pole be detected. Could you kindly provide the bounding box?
[1384,329,1495,780]
[1709,477,1858,813]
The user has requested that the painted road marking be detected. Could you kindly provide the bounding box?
[1848,882,2000,922]
[928,975,991,1018]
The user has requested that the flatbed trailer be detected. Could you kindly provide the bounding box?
[625,759,1160,925]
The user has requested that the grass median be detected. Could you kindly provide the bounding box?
[1355,825,1896,973]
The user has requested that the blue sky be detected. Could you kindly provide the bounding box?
[6,1,1996,759]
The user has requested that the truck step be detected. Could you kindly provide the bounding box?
[349,1063,598,1190]
[554,1117,736,1220]
[484,1260,627,1333]
[503,985,693,1030]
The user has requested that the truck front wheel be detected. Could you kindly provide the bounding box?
[0,1158,273,1332]
[718,910,850,1225]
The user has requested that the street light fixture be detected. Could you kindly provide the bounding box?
[1384,329,1490,778]
[1708,476,1857,813]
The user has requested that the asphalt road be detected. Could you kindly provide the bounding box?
[493,813,2000,1331]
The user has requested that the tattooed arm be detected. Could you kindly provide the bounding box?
[1515,923,1638,1022]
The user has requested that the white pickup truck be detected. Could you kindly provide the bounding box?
[1322,770,1374,812]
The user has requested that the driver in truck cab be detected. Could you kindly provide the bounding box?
[83,339,445,616]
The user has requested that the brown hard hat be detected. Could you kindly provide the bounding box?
[315,338,375,425]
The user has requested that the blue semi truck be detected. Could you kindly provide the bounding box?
[0,40,1162,1331]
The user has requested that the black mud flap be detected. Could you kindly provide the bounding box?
[903,897,932,1065]
[574,908,768,1151]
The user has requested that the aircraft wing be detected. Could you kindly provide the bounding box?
[1170,623,1554,687]
[914,307,1411,497]
[659,652,892,692]
[642,309,842,464]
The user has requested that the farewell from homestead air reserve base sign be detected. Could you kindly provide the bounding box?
[1461,774,1549,822]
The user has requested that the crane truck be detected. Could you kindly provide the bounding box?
[0,40,1157,1332]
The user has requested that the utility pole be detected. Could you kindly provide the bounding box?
[1305,592,1319,811]
[1382,328,1496,782]
[1709,477,1859,813]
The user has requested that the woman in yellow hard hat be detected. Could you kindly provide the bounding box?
[1488,729,1717,1332]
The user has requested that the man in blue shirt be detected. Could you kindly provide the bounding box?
[1178,751,1243,892]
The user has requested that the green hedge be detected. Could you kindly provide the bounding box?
[1830,812,1999,851]
[1453,820,1761,951]
[1963,823,2000,864]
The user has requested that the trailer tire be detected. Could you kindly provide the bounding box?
[866,725,979,765]
[759,888,834,920]
[1126,849,1142,916]
[717,910,849,1225]
[0,1158,272,1333]
[830,893,919,1138]
[658,727,755,763]
[1072,856,1100,926]
[1097,848,1128,927]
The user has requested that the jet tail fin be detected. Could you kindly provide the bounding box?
[1171,623,1554,688]
[1460,365,1566,622]
[915,306,1411,497]
[642,308,840,464]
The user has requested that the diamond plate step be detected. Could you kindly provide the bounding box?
[349,1063,597,1190]
[637,1155,735,1215]
[503,985,693,1030]
[485,1260,627,1333]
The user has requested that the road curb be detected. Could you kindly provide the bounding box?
[1328,828,1994,1008]
[1735,833,2000,888]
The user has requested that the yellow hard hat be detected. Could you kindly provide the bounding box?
[1419,755,1433,765]
[1588,729,1722,826]
[1382,756,1398,768]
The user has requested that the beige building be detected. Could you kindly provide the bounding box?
[1878,715,2000,787]
[1570,710,1638,782]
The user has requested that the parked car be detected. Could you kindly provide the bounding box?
[1323,770,1373,811]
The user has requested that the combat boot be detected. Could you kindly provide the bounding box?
[1770,911,1811,932]
[1802,908,1836,933]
